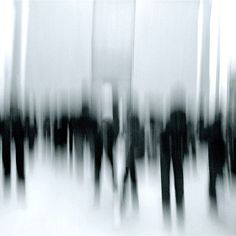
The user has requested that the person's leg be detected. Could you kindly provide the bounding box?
[2,124,11,177]
[209,163,217,201]
[14,137,26,201]
[94,134,103,201]
[2,145,11,179]
[69,126,73,155]
[104,122,117,190]
[172,151,184,210]
[15,139,25,181]
[160,151,171,214]
[209,169,218,215]
[130,158,139,210]
[107,144,118,190]
[172,149,185,225]
[2,148,11,196]
[231,138,236,175]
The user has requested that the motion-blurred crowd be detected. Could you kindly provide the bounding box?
[0,87,235,220]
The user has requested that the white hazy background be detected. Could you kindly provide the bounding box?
[25,0,198,109]
[0,0,236,236]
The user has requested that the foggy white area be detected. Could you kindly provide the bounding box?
[25,0,94,107]
[0,141,236,236]
[0,0,236,235]
[24,0,200,108]
[0,0,15,108]
[133,0,199,108]
[92,0,135,88]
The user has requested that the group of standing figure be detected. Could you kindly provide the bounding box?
[1,93,235,220]
[0,106,38,193]
[41,95,230,219]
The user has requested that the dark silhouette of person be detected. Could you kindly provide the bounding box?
[53,112,69,154]
[227,118,236,176]
[160,107,187,220]
[147,113,163,164]
[24,112,38,152]
[68,113,75,155]
[1,114,12,183]
[11,108,25,181]
[94,124,104,200]
[94,108,119,201]
[43,113,51,144]
[187,120,196,163]
[148,115,158,162]
[94,85,120,202]
[100,86,119,188]
[121,109,140,212]
[112,96,120,145]
[160,123,171,217]
[198,115,206,143]
[74,103,97,169]
[61,113,69,148]
[207,113,226,207]
[1,106,26,188]
[102,119,117,185]
[53,116,60,150]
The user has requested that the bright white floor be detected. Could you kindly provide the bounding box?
[0,138,236,236]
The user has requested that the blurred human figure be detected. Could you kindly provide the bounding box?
[1,106,26,194]
[227,116,236,176]
[121,107,140,212]
[24,110,38,152]
[147,111,163,164]
[53,112,68,153]
[187,119,196,164]
[53,116,60,151]
[11,107,25,182]
[94,123,103,201]
[68,111,75,156]
[207,113,226,208]
[74,102,97,174]
[160,123,171,220]
[94,121,117,201]
[94,84,118,202]
[197,103,207,144]
[198,114,206,143]
[112,90,120,148]
[102,120,117,184]
[43,113,51,144]
[1,113,12,187]
[160,104,187,221]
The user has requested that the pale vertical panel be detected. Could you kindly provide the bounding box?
[0,0,15,111]
[209,0,220,120]
[133,0,199,112]
[92,0,135,91]
[25,0,94,109]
